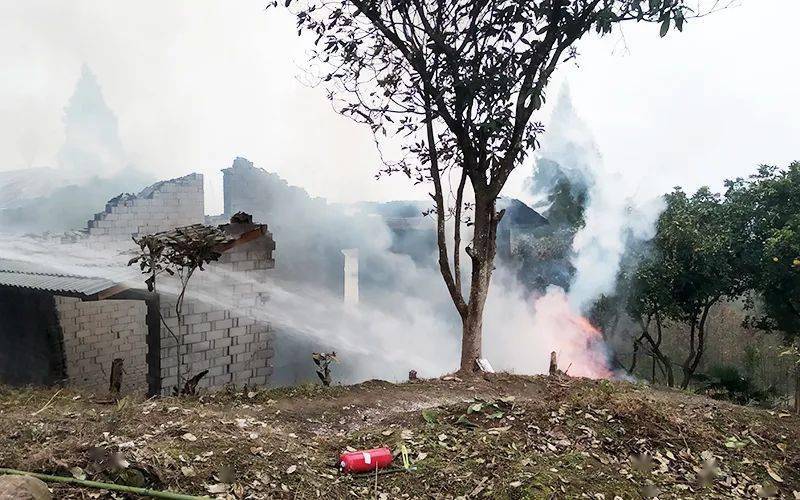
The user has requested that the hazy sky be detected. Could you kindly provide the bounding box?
[1,1,798,214]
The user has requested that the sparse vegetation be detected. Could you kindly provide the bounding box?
[0,375,797,499]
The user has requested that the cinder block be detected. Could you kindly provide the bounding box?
[235,352,256,364]
[213,319,233,330]
[235,334,255,345]
[227,362,251,374]
[188,340,211,352]
[183,314,205,325]
[191,322,212,334]
[212,337,232,349]
[212,355,232,367]
[212,374,232,387]
[206,310,227,322]
[237,317,255,327]
[229,344,247,355]
[188,359,211,371]
[231,370,254,383]
[186,352,205,364]
[202,347,224,359]
[205,329,227,342]
[184,332,205,344]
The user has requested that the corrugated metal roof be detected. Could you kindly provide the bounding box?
[0,259,119,297]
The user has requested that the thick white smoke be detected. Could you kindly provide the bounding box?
[570,180,664,312]
[483,84,663,378]
[0,83,663,386]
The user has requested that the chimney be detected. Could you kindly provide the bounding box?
[341,248,359,305]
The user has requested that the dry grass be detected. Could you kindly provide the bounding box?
[0,375,798,499]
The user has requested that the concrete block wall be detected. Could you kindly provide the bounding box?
[158,299,274,393]
[157,234,275,394]
[55,296,148,394]
[62,167,278,394]
[86,173,204,241]
[214,238,275,283]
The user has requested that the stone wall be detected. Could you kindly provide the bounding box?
[86,173,204,242]
[55,296,148,394]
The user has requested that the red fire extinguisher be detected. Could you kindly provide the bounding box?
[339,447,393,473]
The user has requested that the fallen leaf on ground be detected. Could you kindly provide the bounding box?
[70,467,86,480]
[205,483,228,494]
[765,464,783,483]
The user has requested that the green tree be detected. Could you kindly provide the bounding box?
[726,163,800,411]
[615,241,678,387]
[615,187,744,389]
[654,187,746,388]
[276,0,721,374]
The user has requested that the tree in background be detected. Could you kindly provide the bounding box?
[277,0,718,374]
[649,187,746,388]
[727,163,800,412]
[616,242,677,386]
[606,187,745,389]
[516,159,589,291]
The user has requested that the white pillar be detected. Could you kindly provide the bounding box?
[342,248,359,305]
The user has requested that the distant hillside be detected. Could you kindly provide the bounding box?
[0,167,73,210]
[0,167,153,233]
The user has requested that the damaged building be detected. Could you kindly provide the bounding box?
[0,155,549,392]
[0,173,275,395]
[219,156,550,384]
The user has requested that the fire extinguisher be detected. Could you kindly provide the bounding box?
[339,447,393,473]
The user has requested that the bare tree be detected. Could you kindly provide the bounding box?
[277,0,728,374]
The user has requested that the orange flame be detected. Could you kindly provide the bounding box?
[529,288,612,379]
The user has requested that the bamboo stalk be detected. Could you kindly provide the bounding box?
[0,468,211,500]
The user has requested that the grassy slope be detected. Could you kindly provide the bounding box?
[0,375,798,499]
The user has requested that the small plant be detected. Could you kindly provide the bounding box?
[312,352,337,387]
[129,224,230,395]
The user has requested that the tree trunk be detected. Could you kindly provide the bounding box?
[458,192,501,374]
[460,307,484,373]
[680,303,712,389]
[636,314,674,387]
[663,358,675,388]
[653,313,675,387]
[795,364,800,415]
[651,354,656,384]
[549,351,558,375]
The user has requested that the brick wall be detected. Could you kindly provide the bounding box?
[86,173,204,242]
[157,237,275,394]
[59,169,278,394]
[55,296,148,394]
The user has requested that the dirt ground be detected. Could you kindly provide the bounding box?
[0,374,798,499]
